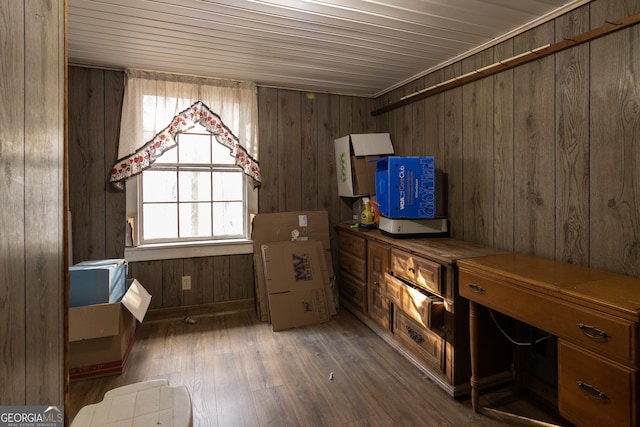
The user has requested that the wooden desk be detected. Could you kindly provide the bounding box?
[458,253,640,427]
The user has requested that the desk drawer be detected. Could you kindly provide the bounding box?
[559,340,635,427]
[339,250,367,282]
[390,249,442,295]
[338,232,366,258]
[386,273,444,330]
[394,308,445,372]
[459,270,636,365]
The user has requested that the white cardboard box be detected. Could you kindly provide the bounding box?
[334,133,394,197]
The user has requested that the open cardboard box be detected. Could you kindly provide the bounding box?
[69,279,152,381]
[334,133,394,197]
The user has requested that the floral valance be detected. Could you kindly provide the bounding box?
[110,101,261,188]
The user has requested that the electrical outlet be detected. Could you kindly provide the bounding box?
[181,276,191,290]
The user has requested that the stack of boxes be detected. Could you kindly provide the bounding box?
[251,211,337,331]
[68,259,151,380]
[334,134,447,237]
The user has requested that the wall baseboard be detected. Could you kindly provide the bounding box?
[144,299,256,323]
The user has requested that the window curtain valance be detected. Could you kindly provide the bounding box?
[110,69,260,189]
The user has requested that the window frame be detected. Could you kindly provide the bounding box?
[124,130,257,262]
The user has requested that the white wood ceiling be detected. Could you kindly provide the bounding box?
[67,0,589,97]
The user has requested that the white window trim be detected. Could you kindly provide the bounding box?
[124,175,257,262]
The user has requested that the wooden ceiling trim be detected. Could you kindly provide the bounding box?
[371,12,640,116]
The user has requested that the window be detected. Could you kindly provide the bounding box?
[140,123,247,244]
[114,73,260,262]
[124,117,257,263]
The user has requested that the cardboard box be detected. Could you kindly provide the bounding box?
[262,240,332,331]
[69,259,128,307]
[251,211,336,322]
[375,156,436,219]
[334,133,394,197]
[69,279,152,381]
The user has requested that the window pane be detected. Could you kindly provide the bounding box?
[213,171,243,200]
[142,170,177,202]
[179,170,211,201]
[155,146,177,164]
[179,203,212,238]
[212,141,235,165]
[179,133,210,164]
[143,203,178,239]
[213,201,244,236]
[184,123,207,134]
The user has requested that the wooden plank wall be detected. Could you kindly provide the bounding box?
[68,67,126,263]
[375,0,640,278]
[0,0,65,406]
[257,89,377,224]
[590,0,640,275]
[257,88,378,272]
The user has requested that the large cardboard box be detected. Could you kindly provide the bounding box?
[262,240,332,331]
[69,259,128,307]
[375,156,437,219]
[334,133,394,197]
[69,279,152,381]
[252,211,335,322]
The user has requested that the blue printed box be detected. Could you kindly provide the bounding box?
[375,156,436,219]
[69,259,128,307]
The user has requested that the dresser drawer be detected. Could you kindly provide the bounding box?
[559,340,635,427]
[403,284,445,331]
[339,273,367,312]
[339,250,367,282]
[385,273,403,306]
[394,309,445,372]
[390,249,442,295]
[459,270,636,365]
[386,273,444,331]
[338,232,367,258]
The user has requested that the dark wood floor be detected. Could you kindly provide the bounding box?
[68,307,568,426]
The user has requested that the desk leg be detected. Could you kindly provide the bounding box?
[469,300,480,413]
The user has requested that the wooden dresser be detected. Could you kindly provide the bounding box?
[336,224,509,397]
[458,253,640,427]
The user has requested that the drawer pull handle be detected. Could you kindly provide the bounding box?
[408,267,416,273]
[577,323,610,341]
[576,381,610,400]
[406,325,425,344]
[467,283,485,294]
